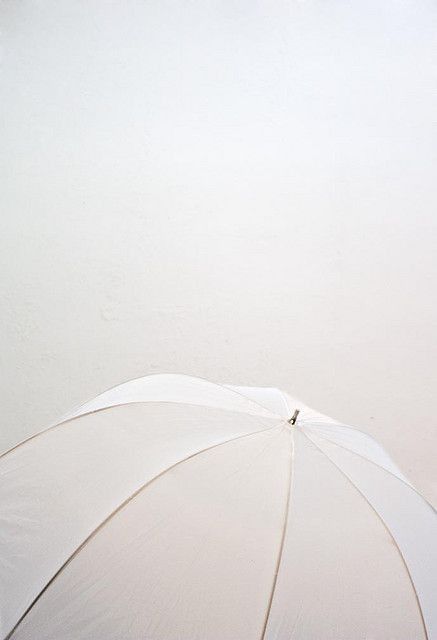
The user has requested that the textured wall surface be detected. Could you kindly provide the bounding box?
[1,1,436,504]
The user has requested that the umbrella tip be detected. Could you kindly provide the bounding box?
[288,409,300,425]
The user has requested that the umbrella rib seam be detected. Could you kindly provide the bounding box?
[4,420,286,640]
[277,390,292,418]
[60,373,281,426]
[259,426,295,640]
[301,430,429,640]
[0,399,275,461]
[302,429,436,513]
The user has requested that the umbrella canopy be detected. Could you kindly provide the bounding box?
[1,374,436,640]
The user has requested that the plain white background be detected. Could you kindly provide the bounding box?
[1,0,436,504]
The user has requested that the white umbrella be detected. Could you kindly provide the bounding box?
[1,374,436,639]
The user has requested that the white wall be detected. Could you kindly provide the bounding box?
[1,0,436,503]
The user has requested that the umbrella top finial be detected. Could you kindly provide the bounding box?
[288,409,300,425]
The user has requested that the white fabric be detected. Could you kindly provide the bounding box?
[13,427,292,640]
[0,402,278,639]
[224,385,291,417]
[0,374,435,640]
[302,420,410,484]
[263,429,426,640]
[305,431,437,640]
[59,374,278,425]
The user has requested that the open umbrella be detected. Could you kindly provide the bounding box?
[1,374,436,639]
